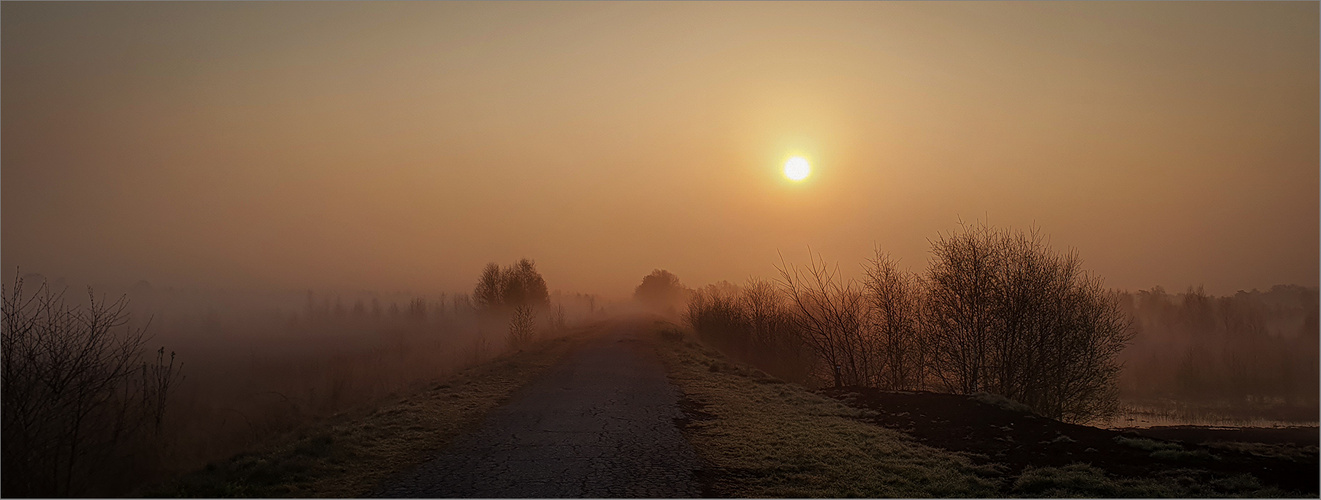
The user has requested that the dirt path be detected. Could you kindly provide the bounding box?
[372,318,701,498]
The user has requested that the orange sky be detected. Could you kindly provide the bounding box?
[3,2,1317,297]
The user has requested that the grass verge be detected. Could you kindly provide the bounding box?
[1010,463,1285,498]
[1202,441,1320,462]
[144,331,590,497]
[655,321,1295,498]
[652,322,1003,497]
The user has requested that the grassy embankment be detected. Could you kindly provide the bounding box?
[651,320,1290,498]
[147,328,594,497]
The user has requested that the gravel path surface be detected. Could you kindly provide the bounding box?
[373,319,702,498]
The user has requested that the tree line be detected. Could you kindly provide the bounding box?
[1118,284,1319,404]
[685,222,1134,423]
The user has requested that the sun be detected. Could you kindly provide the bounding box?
[784,156,811,181]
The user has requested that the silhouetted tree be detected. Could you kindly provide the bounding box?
[634,269,688,314]
[473,259,549,314]
[503,259,549,310]
[922,222,1133,422]
[474,263,503,311]
[2,274,182,496]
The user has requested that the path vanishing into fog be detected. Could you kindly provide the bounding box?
[373,318,702,498]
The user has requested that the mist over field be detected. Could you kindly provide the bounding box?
[2,1,1316,498]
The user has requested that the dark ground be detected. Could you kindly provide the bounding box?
[821,387,1320,496]
[372,319,701,498]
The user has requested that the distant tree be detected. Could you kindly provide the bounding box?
[408,298,428,321]
[333,296,346,317]
[634,269,687,313]
[452,293,471,315]
[474,263,503,312]
[502,259,549,310]
[473,259,550,315]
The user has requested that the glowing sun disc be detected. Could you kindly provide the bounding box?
[784,156,811,181]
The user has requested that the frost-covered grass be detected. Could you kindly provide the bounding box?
[656,320,1298,498]
[1011,463,1286,498]
[145,332,588,497]
[654,323,1003,497]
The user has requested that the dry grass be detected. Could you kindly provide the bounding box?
[1202,441,1319,462]
[145,329,592,497]
[652,320,1004,497]
[654,321,1296,498]
[1009,463,1286,498]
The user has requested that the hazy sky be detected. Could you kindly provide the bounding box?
[3,2,1317,297]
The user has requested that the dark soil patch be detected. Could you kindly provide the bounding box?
[673,392,720,498]
[821,387,1319,496]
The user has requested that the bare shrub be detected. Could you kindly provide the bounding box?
[922,222,1133,422]
[2,274,182,496]
[686,222,1136,423]
[739,278,816,383]
[775,250,873,387]
[545,303,567,335]
[507,305,536,349]
[686,282,747,355]
[922,222,1004,395]
[684,280,815,383]
[862,249,925,390]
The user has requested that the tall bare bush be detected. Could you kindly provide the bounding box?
[2,274,182,496]
[685,280,815,383]
[776,251,873,387]
[507,305,536,349]
[922,222,1004,395]
[861,249,925,390]
[922,223,1133,422]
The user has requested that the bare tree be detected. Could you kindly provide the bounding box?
[473,259,549,315]
[2,273,182,496]
[473,263,504,312]
[922,222,1004,394]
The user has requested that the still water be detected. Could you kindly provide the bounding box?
[1089,398,1319,429]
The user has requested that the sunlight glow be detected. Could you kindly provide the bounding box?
[784,156,811,181]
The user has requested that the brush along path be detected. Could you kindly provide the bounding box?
[373,317,702,498]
